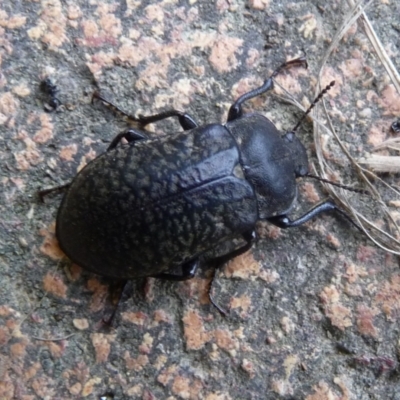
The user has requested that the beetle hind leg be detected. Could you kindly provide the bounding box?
[151,230,255,316]
[207,230,257,316]
[38,182,70,201]
[102,279,130,326]
[151,259,200,281]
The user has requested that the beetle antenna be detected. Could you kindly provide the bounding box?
[305,173,370,195]
[292,81,335,133]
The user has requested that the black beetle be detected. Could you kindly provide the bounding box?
[40,78,61,112]
[391,119,400,134]
[43,57,357,293]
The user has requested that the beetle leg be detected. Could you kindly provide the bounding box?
[44,97,61,113]
[227,57,308,122]
[267,200,362,231]
[152,259,200,281]
[102,279,130,326]
[137,110,198,131]
[209,230,256,267]
[92,91,198,131]
[207,230,257,316]
[39,129,147,196]
[208,268,228,316]
[38,183,70,201]
[107,129,149,151]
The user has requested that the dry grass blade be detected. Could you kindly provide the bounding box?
[319,103,400,253]
[372,138,400,152]
[308,0,400,254]
[358,155,400,173]
[316,0,373,82]
[346,0,400,94]
[274,0,400,253]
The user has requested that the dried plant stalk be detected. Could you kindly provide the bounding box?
[358,155,400,173]
[276,0,400,253]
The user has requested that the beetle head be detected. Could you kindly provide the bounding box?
[282,131,308,177]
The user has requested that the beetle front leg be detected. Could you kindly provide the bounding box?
[267,200,361,231]
[227,57,307,122]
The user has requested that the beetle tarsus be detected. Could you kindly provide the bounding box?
[209,292,227,317]
[38,183,70,202]
[207,266,228,316]
[107,129,149,150]
[206,230,256,316]
[101,280,129,326]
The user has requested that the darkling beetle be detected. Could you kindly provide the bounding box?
[41,57,361,313]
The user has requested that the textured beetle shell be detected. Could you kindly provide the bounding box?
[56,124,258,278]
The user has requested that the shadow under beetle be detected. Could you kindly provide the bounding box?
[42,57,360,311]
